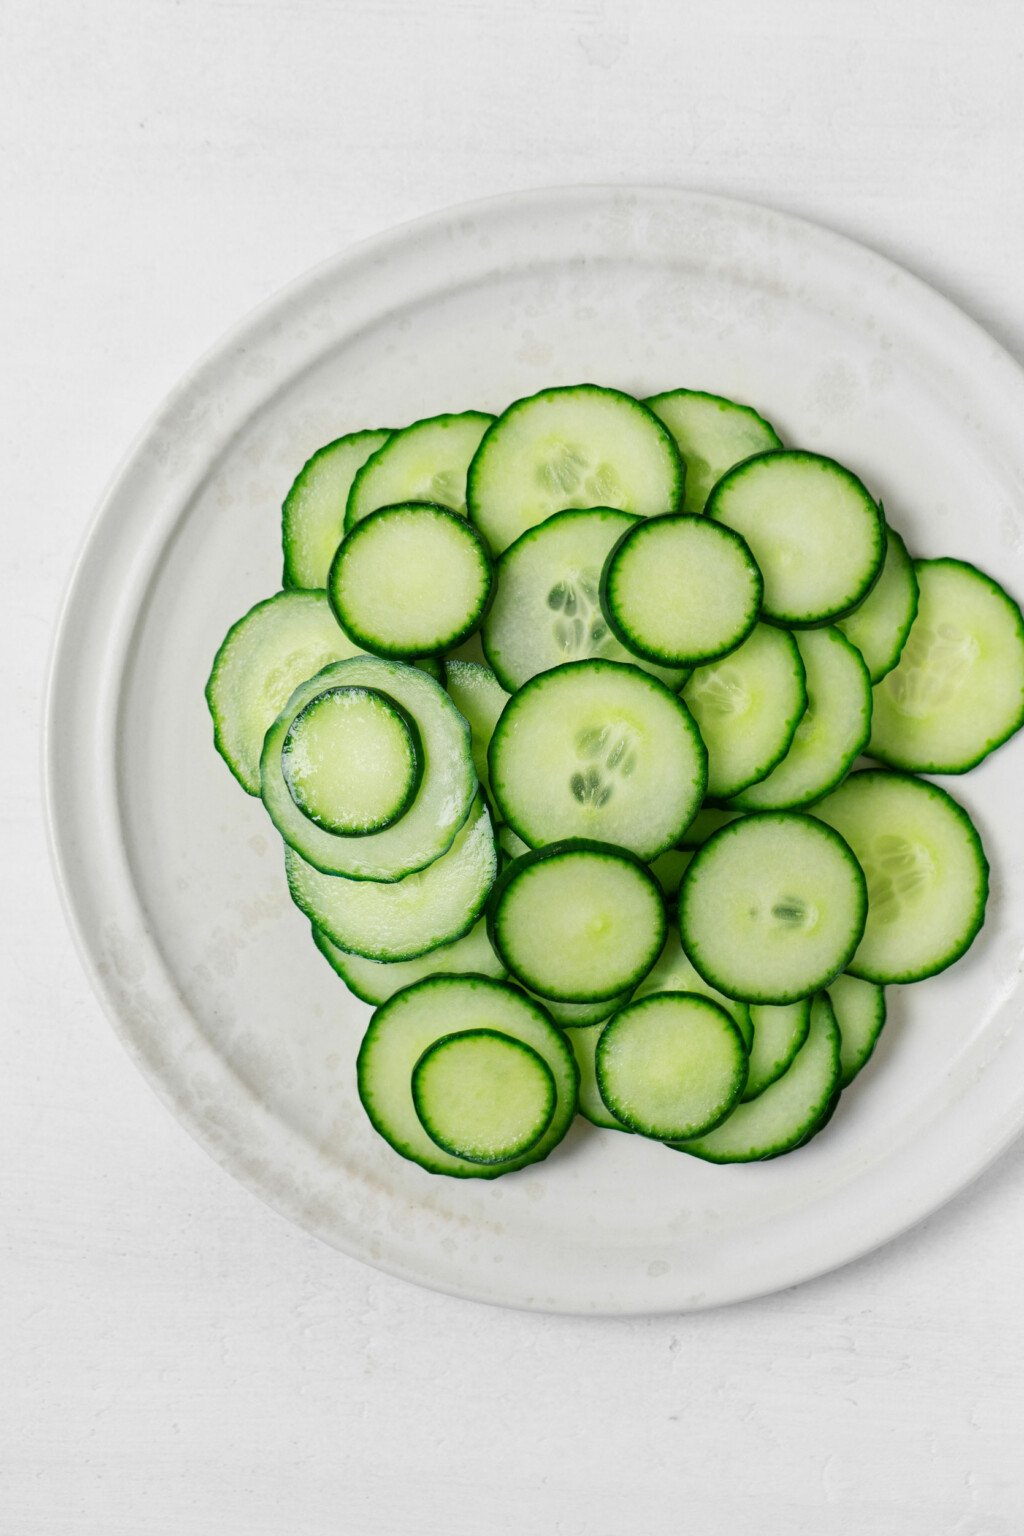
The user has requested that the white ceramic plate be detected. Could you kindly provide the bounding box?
[46,187,1024,1314]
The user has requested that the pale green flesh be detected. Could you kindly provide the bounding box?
[346,411,493,527]
[568,1023,629,1130]
[283,429,391,589]
[286,798,496,961]
[261,658,475,879]
[530,990,631,1028]
[812,771,988,983]
[837,525,918,682]
[684,625,807,799]
[412,1030,556,1163]
[357,977,578,1178]
[482,509,687,691]
[646,389,782,515]
[744,999,812,1100]
[869,559,1024,772]
[313,916,505,1006]
[827,972,887,1086]
[672,995,840,1162]
[445,660,510,796]
[468,385,683,555]
[489,661,707,860]
[497,823,531,863]
[679,814,867,1003]
[206,591,365,795]
[282,687,417,834]
[635,930,752,1048]
[708,452,884,625]
[728,628,871,810]
[597,994,747,1139]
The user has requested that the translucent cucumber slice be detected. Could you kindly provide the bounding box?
[282,429,391,589]
[634,929,752,1049]
[568,1022,630,1131]
[281,685,421,836]
[743,999,812,1100]
[312,916,506,1006]
[412,1029,557,1164]
[645,388,782,515]
[445,660,510,796]
[827,972,887,1086]
[837,524,919,683]
[346,410,493,528]
[683,625,807,800]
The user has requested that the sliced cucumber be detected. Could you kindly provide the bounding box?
[356,975,578,1178]
[679,806,739,848]
[488,659,707,860]
[530,990,632,1028]
[634,929,753,1049]
[345,410,493,528]
[600,514,762,666]
[312,916,505,1006]
[261,658,475,879]
[286,797,496,961]
[707,451,884,626]
[837,525,919,682]
[679,812,868,1003]
[683,625,807,799]
[281,685,421,836]
[743,999,812,1100]
[482,508,687,692]
[444,659,509,796]
[282,429,391,589]
[645,388,782,515]
[828,972,887,1086]
[811,770,988,984]
[467,384,683,555]
[206,590,364,795]
[868,558,1024,773]
[568,1022,630,1131]
[727,628,871,811]
[411,1028,556,1165]
[329,503,492,659]
[487,841,665,1003]
[671,994,840,1162]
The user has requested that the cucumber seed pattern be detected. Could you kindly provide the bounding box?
[570,724,639,806]
[857,833,934,925]
[883,621,979,715]
[536,442,622,505]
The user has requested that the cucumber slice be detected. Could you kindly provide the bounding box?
[281,685,421,836]
[727,628,871,810]
[482,508,688,692]
[282,429,391,589]
[487,841,666,1003]
[868,558,1024,773]
[671,994,841,1162]
[261,658,475,879]
[411,1029,556,1164]
[345,410,493,528]
[444,659,509,796]
[328,503,492,659]
[206,590,364,795]
[827,973,887,1086]
[649,846,693,898]
[679,812,868,1003]
[743,999,812,1100]
[488,659,707,860]
[356,976,578,1178]
[707,451,885,626]
[811,770,988,984]
[568,1022,630,1131]
[312,916,506,1005]
[286,797,496,961]
[596,993,748,1140]
[645,388,782,515]
[634,929,753,1049]
[683,625,807,799]
[600,514,763,666]
[467,384,683,555]
[529,990,632,1028]
[837,525,919,682]
[679,806,739,847]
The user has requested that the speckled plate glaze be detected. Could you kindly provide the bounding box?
[45,188,1024,1313]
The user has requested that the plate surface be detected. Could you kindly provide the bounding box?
[46,187,1024,1313]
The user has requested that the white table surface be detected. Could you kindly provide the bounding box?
[4,1,1024,1530]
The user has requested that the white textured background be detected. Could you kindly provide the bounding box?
[4,1,1024,1530]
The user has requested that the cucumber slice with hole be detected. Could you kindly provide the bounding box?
[836,524,919,683]
[683,625,807,799]
[312,916,505,1006]
[827,973,887,1086]
[411,1028,557,1165]
[568,1022,631,1131]
[346,410,493,528]
[743,999,812,1100]
[281,685,421,836]
[634,929,753,1049]
[811,769,988,984]
[283,429,391,589]
[646,388,782,515]
[444,659,509,796]
[467,384,683,555]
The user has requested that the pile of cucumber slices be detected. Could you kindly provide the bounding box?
[206,384,1024,1176]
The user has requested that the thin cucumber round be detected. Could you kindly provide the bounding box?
[281,685,421,836]
[600,514,763,666]
[707,451,885,627]
[743,999,812,1100]
[837,524,919,682]
[411,1028,557,1165]
[634,929,753,1049]
[345,410,493,528]
[827,973,887,1087]
[282,429,391,589]
[328,502,493,659]
[312,916,505,1006]
[670,994,841,1162]
[482,508,688,692]
[727,627,872,811]
[683,625,807,800]
[444,659,510,797]
[286,797,497,961]
[488,659,707,860]
[568,1022,630,1131]
[487,841,666,1003]
[596,993,748,1140]
[467,384,683,555]
[811,770,988,984]
[645,388,782,515]
[868,558,1024,773]
[679,812,868,1004]
[356,976,578,1178]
